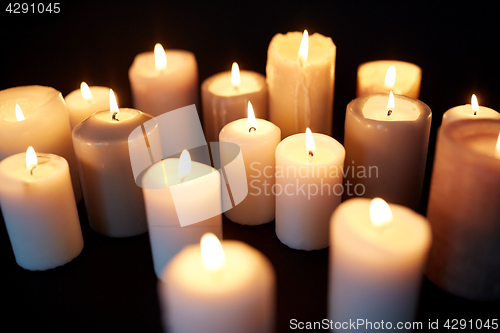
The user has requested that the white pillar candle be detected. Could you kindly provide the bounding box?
[343,92,432,210]
[142,150,222,278]
[275,129,345,250]
[357,60,421,98]
[202,62,267,143]
[329,198,431,331]
[219,102,280,225]
[72,91,157,237]
[0,147,83,271]
[129,43,198,117]
[0,85,82,202]
[267,30,336,138]
[442,94,500,127]
[65,82,110,129]
[426,119,500,301]
[159,233,275,333]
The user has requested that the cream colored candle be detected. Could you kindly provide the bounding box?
[202,62,267,142]
[357,60,421,98]
[343,92,432,210]
[0,147,83,271]
[142,151,222,278]
[267,30,335,138]
[129,43,198,117]
[219,102,280,225]
[426,119,500,301]
[275,129,345,250]
[72,91,157,237]
[0,85,81,201]
[65,82,110,129]
[442,94,500,127]
[329,198,431,330]
[159,233,275,333]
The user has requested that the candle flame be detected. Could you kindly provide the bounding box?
[154,43,167,73]
[471,94,479,116]
[109,89,119,118]
[231,62,241,89]
[384,66,396,89]
[305,128,315,157]
[80,82,93,102]
[15,104,25,121]
[247,101,257,132]
[495,133,500,159]
[178,149,192,180]
[200,233,225,272]
[370,197,393,227]
[387,91,395,116]
[298,30,309,66]
[26,146,37,171]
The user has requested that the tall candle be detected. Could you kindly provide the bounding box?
[426,119,500,301]
[343,92,432,210]
[142,150,222,278]
[267,30,335,138]
[202,62,267,142]
[158,233,275,333]
[72,91,158,237]
[442,94,500,127]
[65,82,110,129]
[357,60,421,98]
[275,129,345,250]
[0,85,82,201]
[219,102,280,225]
[329,198,431,330]
[129,43,198,117]
[0,147,83,270]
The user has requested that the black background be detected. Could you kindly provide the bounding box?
[1,1,499,332]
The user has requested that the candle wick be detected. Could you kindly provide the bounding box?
[473,111,477,116]
[249,127,256,133]
[180,176,188,183]
[30,165,37,176]
[309,151,314,157]
[387,110,393,116]
[112,112,119,121]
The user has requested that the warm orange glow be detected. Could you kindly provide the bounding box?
[247,101,257,132]
[305,128,315,156]
[200,233,225,271]
[370,197,393,227]
[80,82,93,102]
[298,30,309,66]
[26,146,37,172]
[109,89,119,117]
[387,91,395,115]
[471,94,479,115]
[154,43,167,72]
[495,133,500,158]
[231,62,240,89]
[384,65,396,89]
[15,104,25,121]
[178,149,192,180]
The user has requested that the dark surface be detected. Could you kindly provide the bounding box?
[1,1,499,332]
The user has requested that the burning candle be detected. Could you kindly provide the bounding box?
[202,62,267,142]
[442,94,500,127]
[329,198,431,330]
[158,233,275,333]
[65,82,110,129]
[267,30,336,138]
[0,147,83,270]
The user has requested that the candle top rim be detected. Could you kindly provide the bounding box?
[269,31,335,65]
[203,70,266,96]
[220,118,280,141]
[357,60,421,72]
[0,152,67,183]
[129,49,196,78]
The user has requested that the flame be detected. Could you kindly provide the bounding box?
[384,65,396,89]
[231,62,240,89]
[26,146,37,172]
[109,89,119,118]
[471,94,479,115]
[298,30,309,66]
[200,233,225,271]
[80,82,93,102]
[496,133,500,158]
[387,91,395,115]
[178,149,192,180]
[305,128,315,156]
[15,104,25,121]
[370,197,393,227]
[247,101,257,132]
[154,43,167,72]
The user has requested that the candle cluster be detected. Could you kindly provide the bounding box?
[0,29,499,332]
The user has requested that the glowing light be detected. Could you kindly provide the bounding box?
[26,146,37,172]
[178,149,192,180]
[471,94,479,116]
[306,128,315,157]
[200,233,225,271]
[384,65,396,89]
[15,104,25,121]
[247,101,257,132]
[80,82,93,102]
[109,89,119,119]
[387,91,395,116]
[154,43,167,72]
[370,197,393,227]
[495,133,500,159]
[298,30,309,66]
[231,62,240,89]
